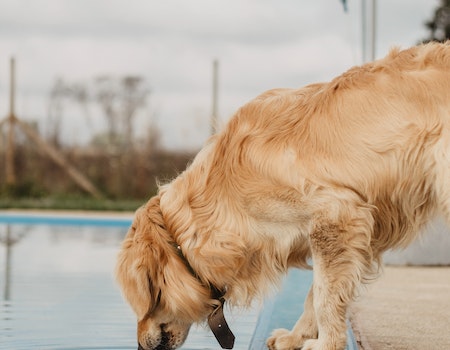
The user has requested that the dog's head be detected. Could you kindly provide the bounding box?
[115,197,215,350]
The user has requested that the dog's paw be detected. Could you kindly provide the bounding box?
[301,338,346,350]
[301,339,319,350]
[266,328,304,350]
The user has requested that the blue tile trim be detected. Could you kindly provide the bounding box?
[0,213,132,227]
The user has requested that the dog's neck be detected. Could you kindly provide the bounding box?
[170,241,235,349]
[153,195,225,300]
[170,241,225,299]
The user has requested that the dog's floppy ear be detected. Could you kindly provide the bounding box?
[156,247,214,322]
[115,206,162,320]
[117,203,214,323]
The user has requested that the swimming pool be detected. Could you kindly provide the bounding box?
[0,212,261,350]
[0,212,356,350]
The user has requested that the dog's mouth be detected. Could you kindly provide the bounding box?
[137,325,174,350]
[156,329,172,350]
[137,332,171,350]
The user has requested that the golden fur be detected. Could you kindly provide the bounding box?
[116,42,450,350]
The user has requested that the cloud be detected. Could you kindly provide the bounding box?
[0,0,439,150]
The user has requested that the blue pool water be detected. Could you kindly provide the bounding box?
[0,212,356,350]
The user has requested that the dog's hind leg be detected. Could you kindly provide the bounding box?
[267,285,318,350]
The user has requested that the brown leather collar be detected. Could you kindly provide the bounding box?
[207,293,235,349]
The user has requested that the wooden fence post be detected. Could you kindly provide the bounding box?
[5,57,16,186]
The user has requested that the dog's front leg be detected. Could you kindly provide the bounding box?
[300,215,372,350]
[267,285,318,350]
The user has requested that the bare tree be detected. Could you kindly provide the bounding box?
[95,76,121,148]
[121,76,149,150]
[47,78,91,146]
[47,78,66,146]
[48,75,151,153]
[69,82,91,126]
[94,75,149,151]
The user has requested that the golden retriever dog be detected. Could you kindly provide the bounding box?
[116,42,450,350]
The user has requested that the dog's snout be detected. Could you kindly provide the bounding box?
[137,324,172,350]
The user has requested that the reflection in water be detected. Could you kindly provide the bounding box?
[0,223,259,350]
[0,225,28,301]
[0,223,137,350]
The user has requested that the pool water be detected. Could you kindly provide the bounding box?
[0,221,134,350]
[0,215,260,350]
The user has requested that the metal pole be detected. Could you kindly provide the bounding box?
[211,59,219,136]
[362,0,377,63]
[361,0,367,63]
[371,0,377,61]
[6,57,16,186]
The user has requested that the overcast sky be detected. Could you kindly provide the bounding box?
[0,0,439,150]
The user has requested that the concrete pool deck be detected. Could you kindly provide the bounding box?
[350,266,450,350]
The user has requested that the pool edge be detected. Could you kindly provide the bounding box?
[248,270,358,350]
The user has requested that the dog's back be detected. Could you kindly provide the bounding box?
[208,42,450,256]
